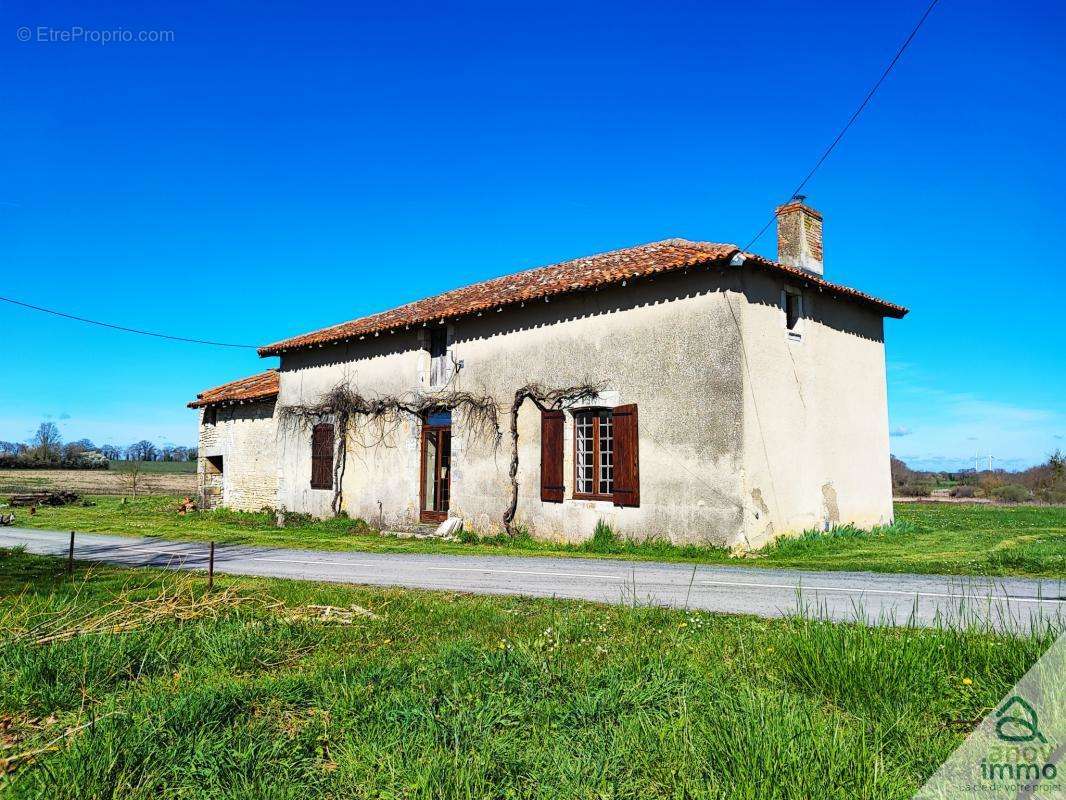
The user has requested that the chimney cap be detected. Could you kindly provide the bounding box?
[791,193,807,203]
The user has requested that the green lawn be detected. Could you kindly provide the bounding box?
[4,496,1064,578]
[0,548,1055,799]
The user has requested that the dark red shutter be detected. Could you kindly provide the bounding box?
[311,423,335,489]
[540,410,565,502]
[612,404,639,507]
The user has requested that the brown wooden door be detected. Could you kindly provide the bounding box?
[420,421,451,522]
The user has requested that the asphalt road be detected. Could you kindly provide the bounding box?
[3,527,1064,633]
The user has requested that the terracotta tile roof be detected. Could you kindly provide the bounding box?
[258,239,906,356]
[187,370,279,409]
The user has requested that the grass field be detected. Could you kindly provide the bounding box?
[0,467,195,497]
[0,548,1056,799]
[3,496,1064,578]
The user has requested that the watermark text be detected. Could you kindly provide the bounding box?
[17,26,175,45]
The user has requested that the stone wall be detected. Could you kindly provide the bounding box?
[196,400,278,512]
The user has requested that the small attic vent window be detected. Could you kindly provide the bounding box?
[428,327,451,387]
[782,288,804,340]
[429,328,447,360]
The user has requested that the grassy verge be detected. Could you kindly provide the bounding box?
[0,548,1056,799]
[3,495,1065,578]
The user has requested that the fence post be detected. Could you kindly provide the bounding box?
[208,541,215,591]
[67,530,75,577]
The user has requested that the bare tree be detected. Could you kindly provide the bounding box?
[116,461,151,498]
[126,440,158,462]
[100,444,122,460]
[30,422,62,460]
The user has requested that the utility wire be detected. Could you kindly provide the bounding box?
[2,1,939,349]
[0,295,259,349]
[742,0,941,252]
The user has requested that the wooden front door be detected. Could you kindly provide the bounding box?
[420,413,451,523]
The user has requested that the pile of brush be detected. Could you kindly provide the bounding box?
[8,491,80,508]
[6,578,271,647]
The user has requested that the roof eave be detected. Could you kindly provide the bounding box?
[187,391,278,410]
[738,252,908,319]
[256,252,731,357]
[256,245,907,357]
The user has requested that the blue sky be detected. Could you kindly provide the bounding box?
[1,0,1062,470]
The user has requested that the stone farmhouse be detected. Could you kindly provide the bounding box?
[188,199,906,549]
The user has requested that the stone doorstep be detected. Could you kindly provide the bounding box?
[383,530,460,542]
[382,518,462,542]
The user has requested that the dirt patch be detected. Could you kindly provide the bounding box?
[0,470,195,496]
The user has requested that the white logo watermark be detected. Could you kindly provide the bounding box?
[914,631,1064,798]
[16,26,175,45]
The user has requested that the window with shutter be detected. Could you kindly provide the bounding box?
[540,410,564,502]
[612,404,639,507]
[573,408,614,501]
[310,423,335,490]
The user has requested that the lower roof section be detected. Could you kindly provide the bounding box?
[188,369,279,409]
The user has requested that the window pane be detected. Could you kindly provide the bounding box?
[575,413,594,494]
[786,293,801,330]
[598,412,613,495]
[426,410,452,427]
[423,433,438,512]
[429,328,448,358]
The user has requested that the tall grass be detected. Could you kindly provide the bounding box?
[0,548,1057,799]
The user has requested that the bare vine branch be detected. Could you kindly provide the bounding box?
[280,382,500,514]
[502,381,606,535]
[280,378,604,533]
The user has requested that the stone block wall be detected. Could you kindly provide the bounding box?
[196,400,278,512]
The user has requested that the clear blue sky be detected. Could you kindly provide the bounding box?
[1,0,1062,470]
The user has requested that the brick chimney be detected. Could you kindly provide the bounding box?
[775,195,823,276]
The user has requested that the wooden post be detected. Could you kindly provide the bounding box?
[67,530,75,577]
[208,541,215,591]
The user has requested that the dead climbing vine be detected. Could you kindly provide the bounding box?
[280,383,500,514]
[502,381,605,535]
[280,378,605,532]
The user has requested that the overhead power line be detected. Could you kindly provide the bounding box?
[0,295,259,349]
[743,0,941,252]
[2,1,938,350]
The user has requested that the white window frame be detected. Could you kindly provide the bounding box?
[781,287,805,342]
[565,391,621,502]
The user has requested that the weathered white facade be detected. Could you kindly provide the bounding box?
[190,202,905,549]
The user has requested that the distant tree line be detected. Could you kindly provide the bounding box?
[892,451,1065,504]
[0,422,197,470]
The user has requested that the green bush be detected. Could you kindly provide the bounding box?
[1036,487,1066,504]
[992,484,1030,503]
[897,482,932,498]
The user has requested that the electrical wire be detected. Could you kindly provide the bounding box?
[742,0,941,252]
[2,1,940,348]
[0,295,259,349]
